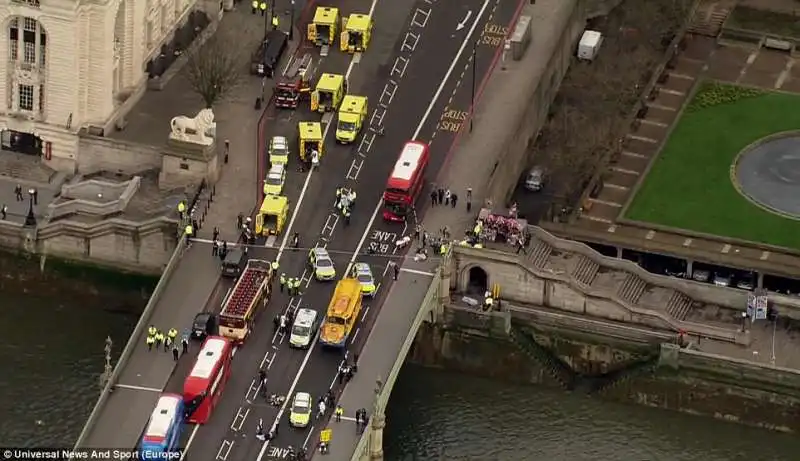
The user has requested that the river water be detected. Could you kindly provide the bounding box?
[3,293,800,458]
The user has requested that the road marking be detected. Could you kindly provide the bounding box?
[231,407,250,431]
[180,426,199,461]
[412,7,431,28]
[302,426,315,449]
[256,330,321,461]
[114,384,162,392]
[216,440,234,461]
[402,32,419,52]
[456,10,473,31]
[346,0,489,275]
[400,268,436,277]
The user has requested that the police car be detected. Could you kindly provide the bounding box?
[289,308,318,348]
[263,164,286,196]
[289,392,312,428]
[309,247,336,281]
[269,136,290,166]
[350,262,376,297]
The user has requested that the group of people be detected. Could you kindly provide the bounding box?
[335,187,357,224]
[237,213,257,244]
[145,325,189,361]
[273,308,296,334]
[210,227,236,260]
[477,209,528,249]
[279,273,303,296]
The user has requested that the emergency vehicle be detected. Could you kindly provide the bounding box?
[274,53,312,109]
[336,95,367,143]
[383,141,430,222]
[319,278,362,348]
[311,73,345,113]
[255,194,289,236]
[340,14,373,53]
[268,135,290,166]
[218,259,273,343]
[298,121,324,164]
[308,6,340,51]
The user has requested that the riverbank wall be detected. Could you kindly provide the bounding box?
[408,303,800,433]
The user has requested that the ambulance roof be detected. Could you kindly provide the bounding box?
[313,6,339,26]
[316,73,344,92]
[298,121,323,139]
[260,194,288,212]
[189,337,228,379]
[341,95,366,113]
[346,14,371,32]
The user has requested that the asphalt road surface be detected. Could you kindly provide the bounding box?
[165,0,520,459]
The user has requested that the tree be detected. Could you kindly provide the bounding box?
[184,28,247,108]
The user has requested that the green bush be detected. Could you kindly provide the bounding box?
[687,82,764,112]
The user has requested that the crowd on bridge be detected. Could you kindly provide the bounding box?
[145,325,189,361]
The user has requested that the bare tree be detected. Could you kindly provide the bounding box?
[184,28,247,108]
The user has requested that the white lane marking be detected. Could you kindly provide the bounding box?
[302,425,316,449]
[350,327,360,344]
[256,330,321,461]
[346,0,490,274]
[180,425,199,461]
[231,407,250,431]
[400,268,436,277]
[114,384,162,392]
[216,440,234,461]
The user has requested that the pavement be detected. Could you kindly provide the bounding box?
[78,244,229,449]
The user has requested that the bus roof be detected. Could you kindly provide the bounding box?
[298,121,323,140]
[328,278,361,317]
[144,394,181,441]
[316,73,344,92]
[346,14,371,32]
[389,141,426,187]
[189,337,228,379]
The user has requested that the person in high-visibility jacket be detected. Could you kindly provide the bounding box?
[259,1,267,15]
[272,16,279,29]
[146,335,155,351]
[148,325,157,337]
[154,330,165,348]
[168,328,178,343]
[271,261,279,272]
[279,273,286,293]
[251,0,258,14]
[184,224,193,244]
[293,279,302,296]
[177,200,186,219]
[439,243,447,255]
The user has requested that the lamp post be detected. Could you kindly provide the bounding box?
[270,0,276,30]
[289,0,295,41]
[24,187,36,227]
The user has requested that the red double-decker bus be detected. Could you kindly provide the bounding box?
[382,141,429,222]
[182,336,234,424]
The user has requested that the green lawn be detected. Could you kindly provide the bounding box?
[625,83,800,250]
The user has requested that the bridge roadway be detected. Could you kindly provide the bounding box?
[74,0,512,456]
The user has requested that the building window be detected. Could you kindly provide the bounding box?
[24,41,35,64]
[38,84,44,112]
[11,0,41,7]
[9,19,18,60]
[39,32,46,66]
[8,17,46,68]
[18,84,34,111]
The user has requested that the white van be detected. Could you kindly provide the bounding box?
[289,308,318,348]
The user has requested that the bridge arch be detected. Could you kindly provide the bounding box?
[460,264,489,295]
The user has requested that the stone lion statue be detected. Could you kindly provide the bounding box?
[170,108,215,144]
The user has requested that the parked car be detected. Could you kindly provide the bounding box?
[191,312,216,340]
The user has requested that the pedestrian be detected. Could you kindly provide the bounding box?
[237,213,244,229]
[338,366,345,384]
[287,308,295,326]
[222,240,228,254]
[213,227,219,242]
[256,418,266,441]
[437,188,444,204]
[14,184,22,201]
[172,344,179,361]
[146,335,155,351]
[181,335,189,355]
[192,218,199,233]
[259,369,267,383]
[393,263,400,281]
[414,225,421,241]
[155,330,164,349]
[184,223,193,245]
[335,405,343,422]
[466,187,472,201]
[32,188,38,205]
[355,409,361,425]
[467,199,472,212]
[279,273,286,293]
[273,314,280,332]
[430,190,437,206]
[293,278,302,296]
[451,193,458,208]
[279,315,287,334]
[0,204,6,220]
[212,240,219,256]
[444,189,451,206]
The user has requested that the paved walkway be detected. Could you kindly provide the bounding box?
[317,1,557,459]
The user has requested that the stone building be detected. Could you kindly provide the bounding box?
[0,0,202,172]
